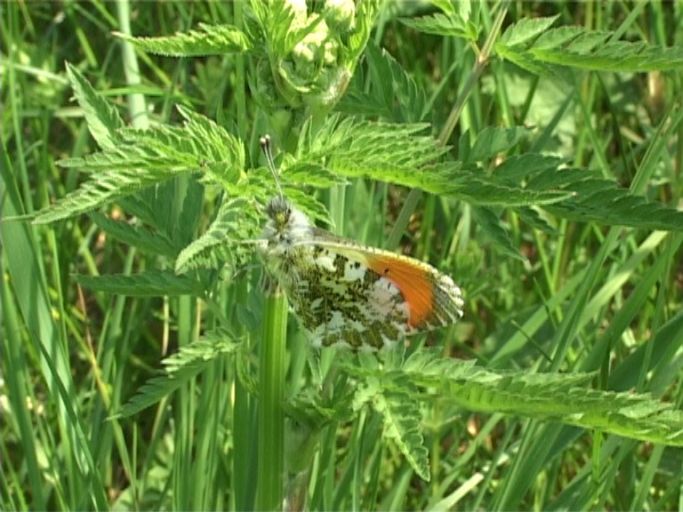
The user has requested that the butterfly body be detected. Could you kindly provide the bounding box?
[260,196,464,350]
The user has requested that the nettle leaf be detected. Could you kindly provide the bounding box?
[447,168,572,206]
[393,350,683,446]
[297,116,449,187]
[375,389,430,481]
[34,106,244,224]
[399,11,478,41]
[529,167,683,232]
[114,23,251,56]
[493,154,683,231]
[497,16,683,73]
[295,117,571,205]
[281,161,346,188]
[340,43,427,122]
[90,213,178,257]
[175,197,260,274]
[466,126,532,163]
[115,334,240,418]
[472,206,525,261]
[499,15,560,47]
[75,269,205,296]
[494,153,567,182]
[65,63,123,150]
[34,165,179,224]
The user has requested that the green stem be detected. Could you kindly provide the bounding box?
[257,284,288,511]
[115,0,148,128]
[387,6,507,248]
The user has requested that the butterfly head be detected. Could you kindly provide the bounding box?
[265,195,292,230]
[259,135,312,256]
[262,196,311,256]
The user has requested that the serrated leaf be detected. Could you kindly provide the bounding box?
[33,166,178,224]
[296,116,450,190]
[89,212,178,257]
[281,161,346,188]
[75,270,204,296]
[467,126,531,163]
[499,15,560,47]
[498,20,683,73]
[339,43,427,122]
[517,206,556,234]
[115,335,240,418]
[366,43,427,122]
[448,169,573,206]
[389,349,683,446]
[34,106,245,224]
[399,12,478,41]
[114,23,251,56]
[494,153,566,182]
[175,197,260,274]
[429,0,455,16]
[65,63,123,150]
[533,40,683,72]
[293,117,572,205]
[528,168,683,231]
[472,206,525,261]
[375,390,430,481]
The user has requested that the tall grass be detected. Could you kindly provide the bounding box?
[2,2,683,511]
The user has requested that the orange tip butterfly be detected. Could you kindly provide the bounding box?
[258,135,464,351]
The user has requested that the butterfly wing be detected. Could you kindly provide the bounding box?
[282,229,464,350]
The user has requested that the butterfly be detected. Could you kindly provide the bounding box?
[258,135,464,351]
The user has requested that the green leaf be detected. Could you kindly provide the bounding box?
[296,116,449,188]
[293,117,571,205]
[533,40,683,72]
[392,350,683,447]
[33,165,178,224]
[340,43,428,122]
[530,168,683,231]
[33,106,245,224]
[494,153,566,182]
[281,161,346,188]
[399,12,478,41]
[175,197,260,274]
[448,169,573,206]
[499,15,560,47]
[497,19,683,73]
[114,23,251,56]
[375,389,431,481]
[74,269,204,296]
[89,212,178,257]
[115,334,240,418]
[493,154,683,231]
[467,126,531,163]
[65,63,123,150]
[472,206,525,261]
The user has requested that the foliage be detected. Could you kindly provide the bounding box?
[3,1,683,511]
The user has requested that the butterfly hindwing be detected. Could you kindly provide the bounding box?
[278,230,463,350]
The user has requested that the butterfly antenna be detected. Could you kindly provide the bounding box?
[259,134,284,200]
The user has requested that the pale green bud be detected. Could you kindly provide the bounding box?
[324,0,356,32]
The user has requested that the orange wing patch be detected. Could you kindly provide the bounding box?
[365,254,434,328]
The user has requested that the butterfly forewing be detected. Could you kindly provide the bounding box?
[278,231,463,350]
[260,197,464,351]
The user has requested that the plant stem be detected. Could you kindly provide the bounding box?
[257,283,288,511]
[115,0,148,128]
[387,6,507,249]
